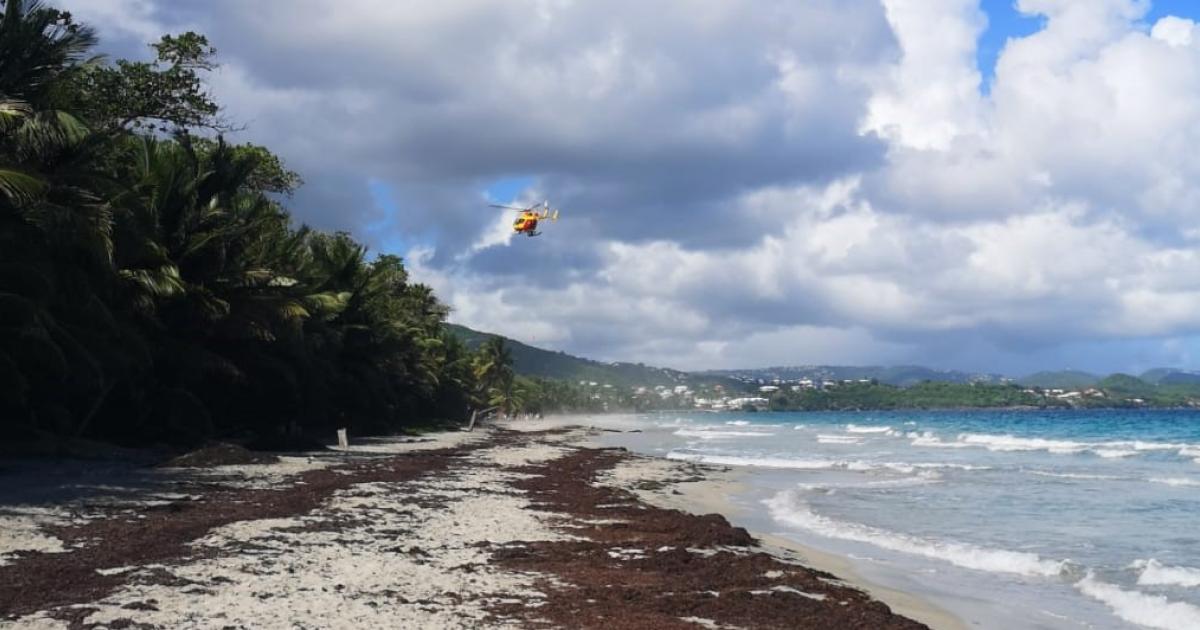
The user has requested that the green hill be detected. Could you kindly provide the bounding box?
[1141,368,1200,385]
[445,324,739,390]
[1019,370,1100,389]
[1095,374,1156,398]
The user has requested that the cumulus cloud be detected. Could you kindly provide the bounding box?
[69,0,1200,374]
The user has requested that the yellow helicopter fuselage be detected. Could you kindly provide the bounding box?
[511,209,558,236]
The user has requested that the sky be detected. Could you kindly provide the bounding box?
[71,0,1200,376]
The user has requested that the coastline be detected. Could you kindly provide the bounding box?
[586,433,967,630]
[1,419,947,628]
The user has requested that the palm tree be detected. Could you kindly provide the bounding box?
[2,2,483,447]
[473,337,516,414]
[0,0,97,107]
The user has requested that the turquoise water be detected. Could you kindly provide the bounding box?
[596,409,1200,630]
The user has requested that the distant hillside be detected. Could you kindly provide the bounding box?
[445,324,740,389]
[1096,374,1157,398]
[1018,370,1100,389]
[702,365,1008,387]
[1140,368,1200,385]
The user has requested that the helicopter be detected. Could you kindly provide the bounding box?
[488,200,560,237]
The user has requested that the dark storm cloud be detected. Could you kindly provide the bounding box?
[78,0,896,258]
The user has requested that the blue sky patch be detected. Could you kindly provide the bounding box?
[484,176,536,204]
[976,0,1200,94]
[976,0,1045,93]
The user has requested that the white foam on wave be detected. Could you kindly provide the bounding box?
[725,420,750,426]
[765,491,1067,578]
[795,472,942,491]
[1028,471,1123,481]
[792,424,807,430]
[913,432,1195,460]
[1131,559,1200,587]
[817,434,864,444]
[1149,477,1200,488]
[845,424,892,434]
[666,452,839,470]
[904,462,991,471]
[674,428,774,440]
[1136,560,1200,588]
[1077,573,1200,630]
[666,452,989,474]
[960,434,1090,454]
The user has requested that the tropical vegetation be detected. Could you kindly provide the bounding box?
[0,0,570,449]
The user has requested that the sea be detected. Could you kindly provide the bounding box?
[591,409,1200,630]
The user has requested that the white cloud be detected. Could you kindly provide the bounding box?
[863,0,988,150]
[78,1,1200,373]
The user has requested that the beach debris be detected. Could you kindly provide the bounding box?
[159,443,280,468]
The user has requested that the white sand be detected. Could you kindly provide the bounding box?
[0,508,69,566]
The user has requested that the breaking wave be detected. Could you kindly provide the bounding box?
[1077,573,1200,630]
[816,434,864,444]
[1131,559,1200,587]
[845,424,893,434]
[674,428,774,440]
[1148,477,1200,488]
[911,432,1200,460]
[765,490,1068,578]
[665,452,988,474]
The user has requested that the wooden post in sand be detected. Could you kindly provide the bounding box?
[336,428,348,448]
[465,406,499,432]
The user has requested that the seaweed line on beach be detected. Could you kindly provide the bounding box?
[486,443,930,630]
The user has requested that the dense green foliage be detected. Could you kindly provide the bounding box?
[0,1,554,447]
[764,378,1200,411]
[1018,370,1100,389]
[765,382,1043,411]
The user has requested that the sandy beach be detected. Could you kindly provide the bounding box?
[0,418,956,629]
